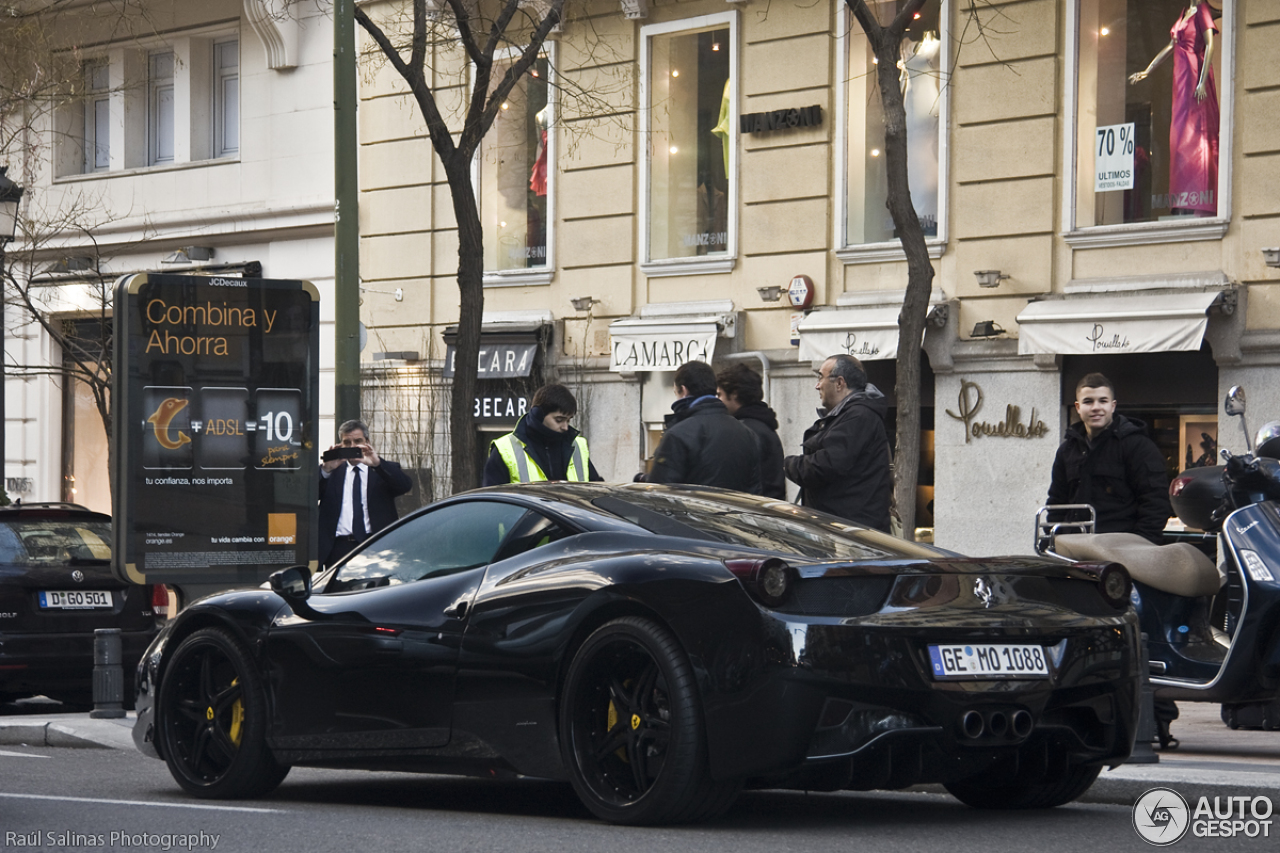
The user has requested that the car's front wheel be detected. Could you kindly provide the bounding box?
[560,616,740,825]
[944,761,1101,809]
[157,627,288,798]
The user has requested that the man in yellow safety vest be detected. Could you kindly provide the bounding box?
[483,383,604,485]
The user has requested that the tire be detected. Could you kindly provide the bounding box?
[945,762,1101,809]
[156,627,289,798]
[559,616,740,825]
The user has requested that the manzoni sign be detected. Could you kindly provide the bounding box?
[740,105,823,135]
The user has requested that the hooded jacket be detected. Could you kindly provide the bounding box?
[648,395,762,493]
[1047,413,1172,544]
[783,384,892,532]
[482,408,603,486]
[733,401,786,499]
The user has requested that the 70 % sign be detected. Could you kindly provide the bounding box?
[1095,122,1136,192]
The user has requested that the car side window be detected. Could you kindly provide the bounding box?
[491,510,571,563]
[329,501,530,592]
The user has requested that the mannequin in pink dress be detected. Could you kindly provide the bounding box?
[1128,1,1220,216]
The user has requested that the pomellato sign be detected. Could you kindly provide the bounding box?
[945,379,1050,444]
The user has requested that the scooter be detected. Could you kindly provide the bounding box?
[1035,385,1280,736]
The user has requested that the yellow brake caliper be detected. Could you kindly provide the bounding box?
[607,679,633,762]
[228,678,244,747]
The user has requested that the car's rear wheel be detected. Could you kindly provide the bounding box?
[944,762,1101,809]
[560,616,740,825]
[157,627,288,798]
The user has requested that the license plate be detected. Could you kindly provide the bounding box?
[38,590,112,609]
[928,644,1049,679]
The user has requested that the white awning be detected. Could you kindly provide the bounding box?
[796,306,907,362]
[609,318,720,372]
[1017,291,1222,355]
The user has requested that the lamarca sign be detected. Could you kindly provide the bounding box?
[740,105,823,135]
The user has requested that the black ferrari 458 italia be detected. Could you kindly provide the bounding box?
[133,483,1140,825]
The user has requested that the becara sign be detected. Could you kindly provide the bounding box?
[111,273,320,587]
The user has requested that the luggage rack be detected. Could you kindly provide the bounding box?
[1034,504,1096,557]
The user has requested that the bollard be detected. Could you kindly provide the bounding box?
[90,628,126,719]
[1127,631,1160,764]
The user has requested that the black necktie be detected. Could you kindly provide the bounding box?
[351,467,367,540]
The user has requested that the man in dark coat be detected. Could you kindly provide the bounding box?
[644,361,761,493]
[1046,372,1172,544]
[482,383,604,485]
[717,362,785,499]
[318,419,413,568]
[783,354,892,532]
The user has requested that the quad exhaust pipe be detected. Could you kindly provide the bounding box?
[959,708,1034,740]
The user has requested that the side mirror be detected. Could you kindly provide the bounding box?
[1225,386,1253,454]
[269,565,312,601]
[1225,385,1246,417]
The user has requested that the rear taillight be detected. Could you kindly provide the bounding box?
[150,584,170,618]
[725,558,795,608]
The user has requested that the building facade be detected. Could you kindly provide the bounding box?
[2,0,338,513]
[356,0,1280,554]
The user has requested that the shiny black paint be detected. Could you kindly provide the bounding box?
[135,484,1141,791]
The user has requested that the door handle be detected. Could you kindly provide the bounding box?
[443,599,468,620]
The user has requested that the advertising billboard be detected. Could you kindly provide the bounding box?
[111,273,319,586]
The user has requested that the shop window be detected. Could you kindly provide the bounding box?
[479,50,552,281]
[841,0,947,251]
[1071,0,1231,233]
[640,13,736,273]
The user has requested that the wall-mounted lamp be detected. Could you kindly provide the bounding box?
[970,320,1006,338]
[360,286,404,302]
[1263,248,1280,268]
[756,285,783,303]
[162,246,215,263]
[570,296,599,311]
[974,270,1009,288]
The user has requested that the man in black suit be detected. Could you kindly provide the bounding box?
[318,419,412,568]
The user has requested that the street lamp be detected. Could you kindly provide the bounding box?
[0,166,27,498]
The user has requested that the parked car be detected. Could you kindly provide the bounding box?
[0,502,162,707]
[133,483,1140,825]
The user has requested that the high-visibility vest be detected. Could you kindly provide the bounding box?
[494,432,590,482]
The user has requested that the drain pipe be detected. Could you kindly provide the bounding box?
[723,351,773,406]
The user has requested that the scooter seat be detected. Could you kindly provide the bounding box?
[1054,532,1223,598]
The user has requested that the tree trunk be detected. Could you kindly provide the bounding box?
[849,0,932,540]
[445,157,484,494]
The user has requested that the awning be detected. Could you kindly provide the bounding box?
[796,306,919,362]
[609,318,719,372]
[442,321,547,378]
[1017,291,1223,356]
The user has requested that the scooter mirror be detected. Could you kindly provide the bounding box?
[1225,386,1253,453]
[1225,385,1246,417]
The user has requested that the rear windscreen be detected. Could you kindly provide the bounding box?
[0,519,112,566]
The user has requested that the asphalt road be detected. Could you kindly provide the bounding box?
[0,744,1274,853]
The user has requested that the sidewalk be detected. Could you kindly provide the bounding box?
[3,700,1278,808]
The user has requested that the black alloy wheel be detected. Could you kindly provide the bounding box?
[157,627,288,798]
[944,761,1102,809]
[560,616,740,825]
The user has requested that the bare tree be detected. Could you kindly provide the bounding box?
[354,0,568,495]
[846,0,932,539]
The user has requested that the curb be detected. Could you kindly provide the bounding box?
[0,722,108,749]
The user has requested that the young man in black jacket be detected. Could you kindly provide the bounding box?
[644,361,761,493]
[783,354,892,532]
[1046,372,1172,544]
[716,363,785,499]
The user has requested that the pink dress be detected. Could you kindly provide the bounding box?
[1168,3,1219,214]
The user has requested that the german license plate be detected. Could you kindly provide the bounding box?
[38,590,112,609]
[928,644,1049,679]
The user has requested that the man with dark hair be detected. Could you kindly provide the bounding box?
[319,419,413,568]
[784,354,892,531]
[483,383,604,485]
[1047,372,1172,544]
[644,360,761,492]
[717,362,785,499]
